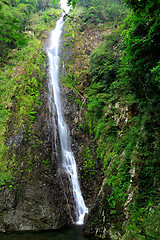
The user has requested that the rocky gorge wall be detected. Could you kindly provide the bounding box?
[0,6,159,240]
[0,8,78,232]
[0,30,101,233]
[59,10,160,239]
[0,59,72,231]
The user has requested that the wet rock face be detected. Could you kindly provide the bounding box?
[0,35,103,233]
[83,179,112,240]
[0,58,99,232]
[0,64,72,232]
[83,177,125,240]
[60,84,103,208]
[0,181,70,232]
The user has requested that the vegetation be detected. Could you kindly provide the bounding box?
[78,0,128,26]
[0,0,159,239]
[62,0,160,239]
[0,0,60,62]
[0,1,61,187]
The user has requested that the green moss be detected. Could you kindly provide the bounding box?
[0,8,60,187]
[62,5,160,236]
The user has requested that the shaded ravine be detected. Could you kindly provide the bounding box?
[47,0,88,225]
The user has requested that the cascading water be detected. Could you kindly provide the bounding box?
[47,0,88,225]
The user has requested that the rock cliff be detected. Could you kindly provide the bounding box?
[0,45,100,232]
[0,61,73,231]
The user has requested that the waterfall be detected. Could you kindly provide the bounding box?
[47,0,88,225]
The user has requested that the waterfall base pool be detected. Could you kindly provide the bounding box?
[0,226,93,240]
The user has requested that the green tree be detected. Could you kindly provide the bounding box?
[120,1,160,106]
[0,0,57,62]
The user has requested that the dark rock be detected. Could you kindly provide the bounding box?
[83,178,112,239]
[0,57,72,232]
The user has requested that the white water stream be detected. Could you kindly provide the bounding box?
[47,0,88,225]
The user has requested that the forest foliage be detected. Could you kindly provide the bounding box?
[0,0,159,239]
[0,0,60,61]
[62,0,160,239]
[78,0,128,25]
